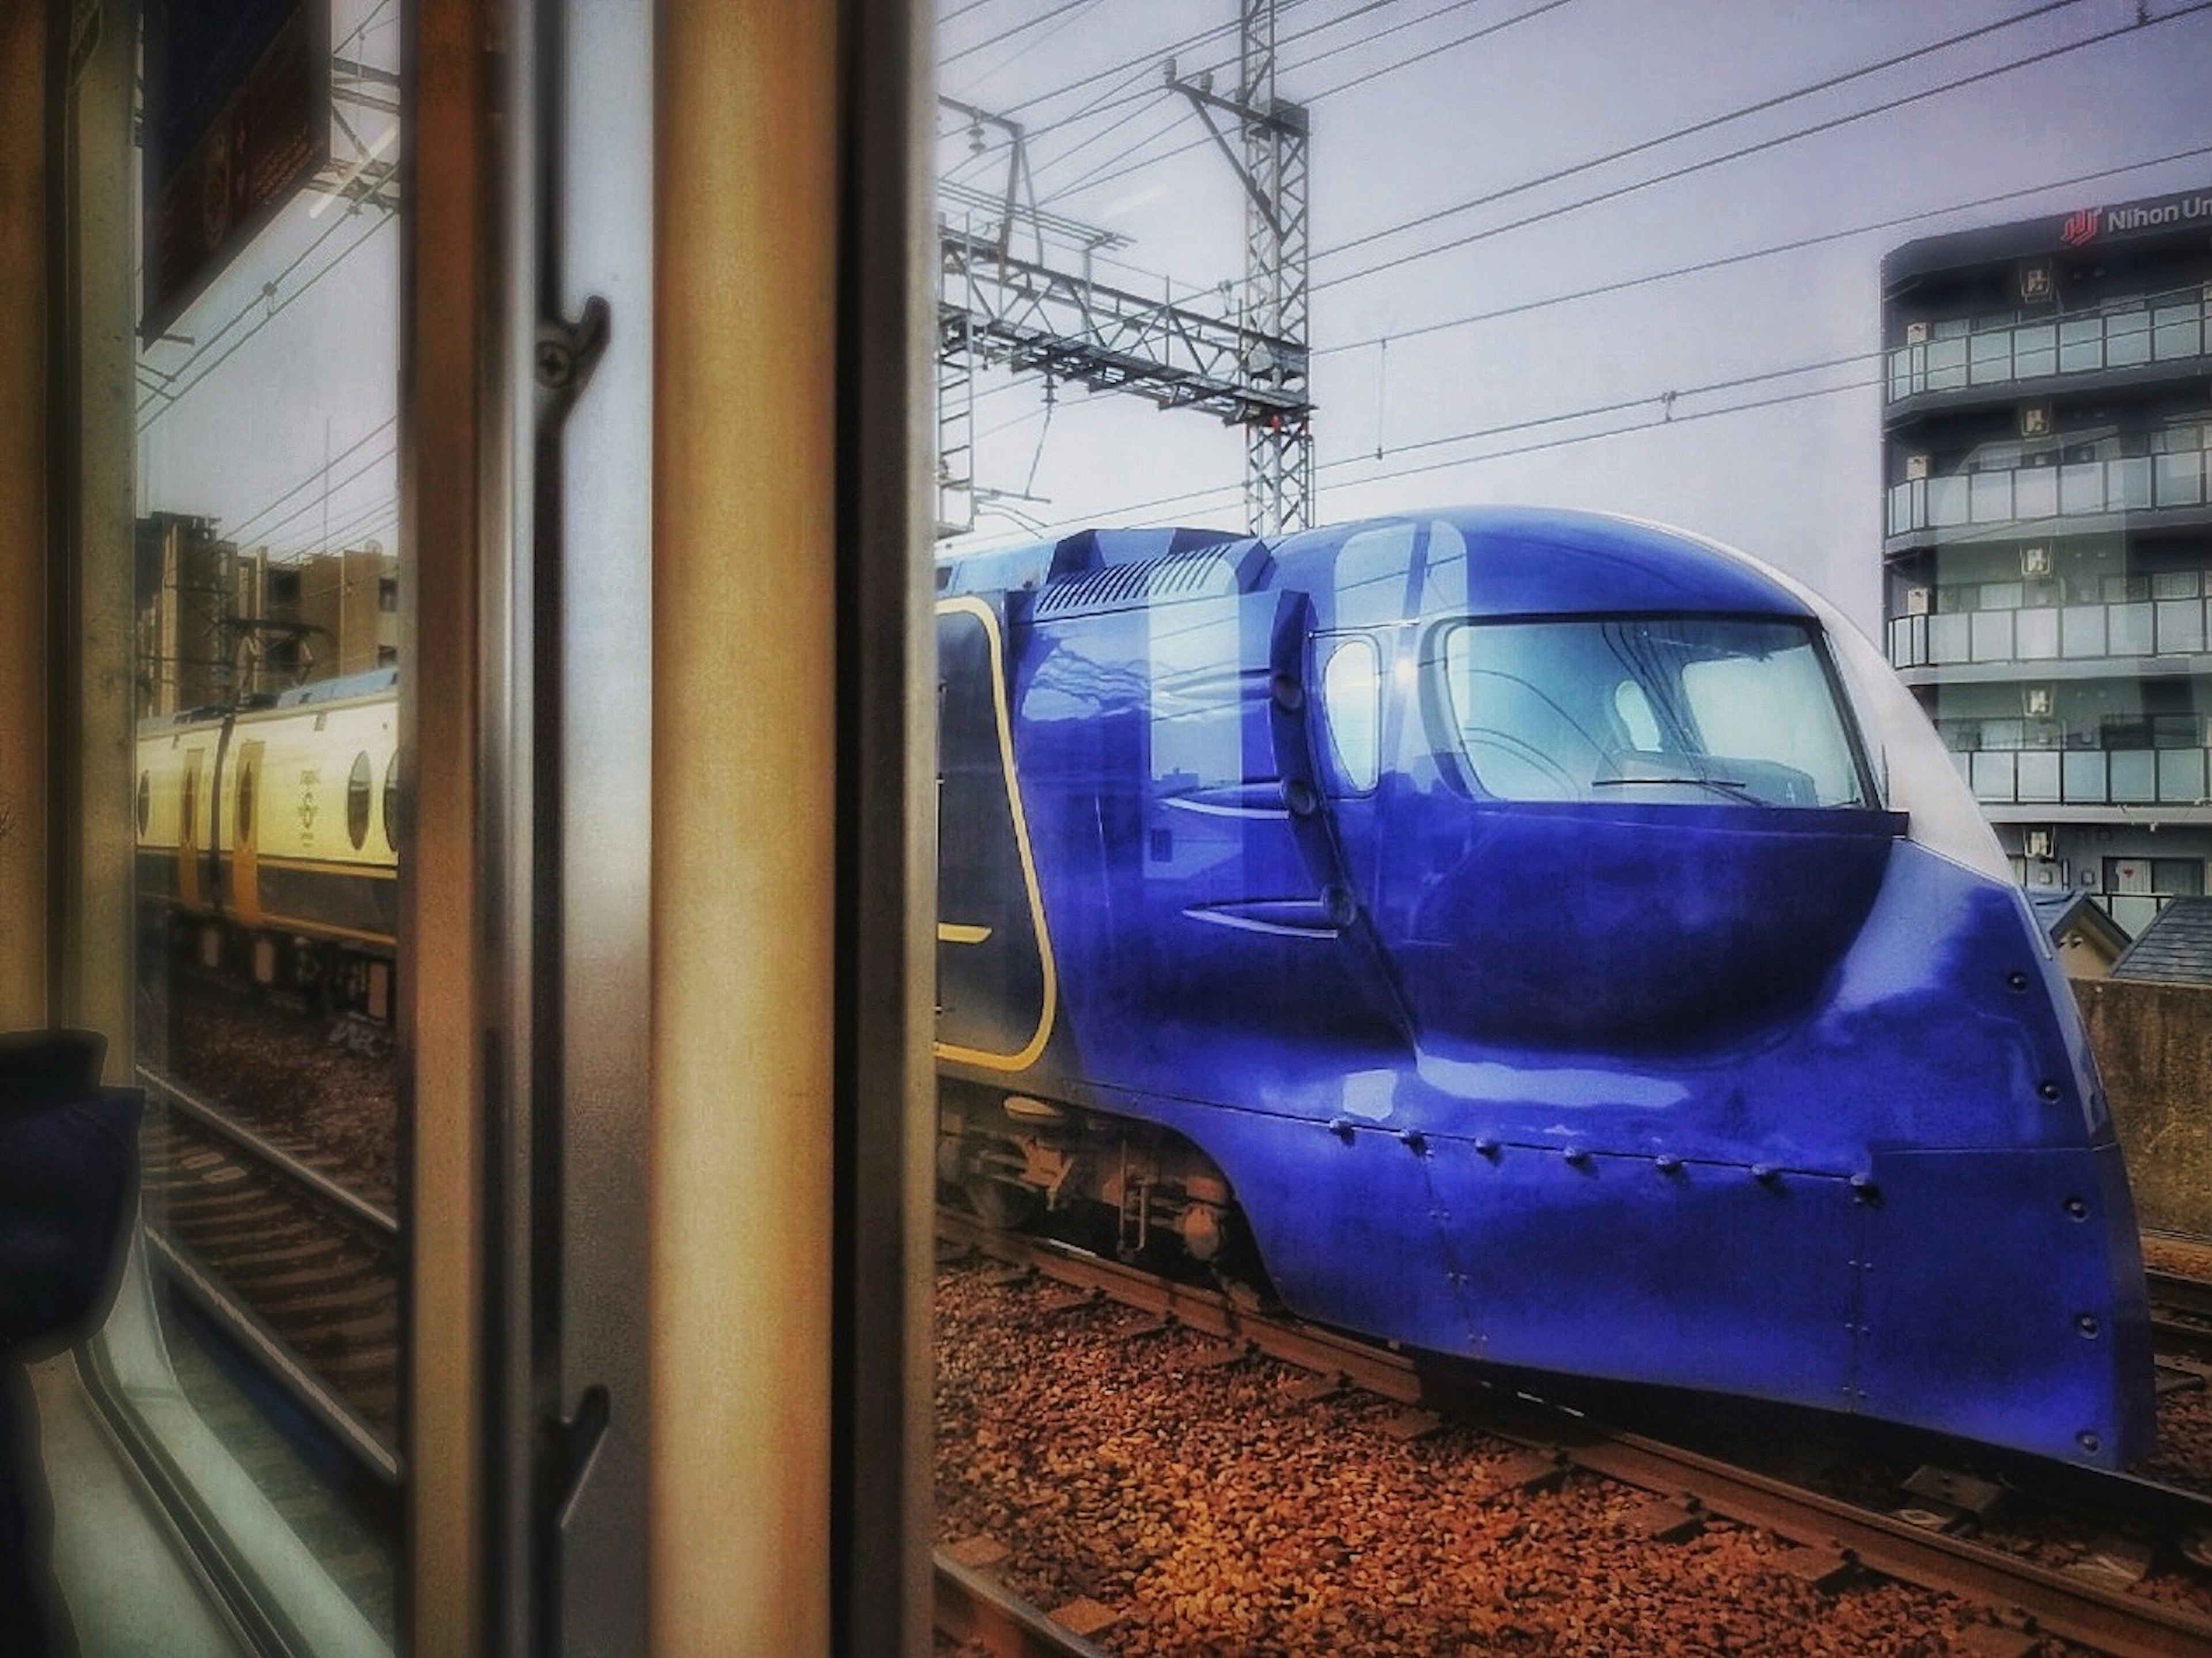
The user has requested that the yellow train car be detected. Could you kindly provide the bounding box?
[134,667,400,1016]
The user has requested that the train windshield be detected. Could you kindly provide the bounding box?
[1437,615,1872,807]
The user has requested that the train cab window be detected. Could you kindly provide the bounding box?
[1438,616,1870,807]
[1319,635,1383,793]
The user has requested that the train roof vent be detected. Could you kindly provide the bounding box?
[1031,540,1268,620]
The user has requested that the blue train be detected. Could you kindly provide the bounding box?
[934,506,2154,1469]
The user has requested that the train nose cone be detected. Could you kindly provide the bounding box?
[1403,803,1900,1052]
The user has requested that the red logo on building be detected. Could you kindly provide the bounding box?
[2060,206,2100,247]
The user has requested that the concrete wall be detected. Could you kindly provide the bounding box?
[2078,977,2212,1239]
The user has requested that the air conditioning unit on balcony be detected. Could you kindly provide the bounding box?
[1904,320,1930,346]
[2024,826,2056,861]
[1905,454,1929,481]
[2021,543,2052,578]
[2019,401,2053,439]
[1905,586,1932,615]
[2023,684,2055,718]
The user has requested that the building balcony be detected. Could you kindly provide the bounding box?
[1888,587,2212,673]
[1949,742,2212,814]
[1885,443,2210,541]
[1885,291,2210,407]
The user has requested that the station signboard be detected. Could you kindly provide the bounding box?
[142,0,331,339]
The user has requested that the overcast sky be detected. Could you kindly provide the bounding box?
[934,0,2212,629]
[131,1,2209,636]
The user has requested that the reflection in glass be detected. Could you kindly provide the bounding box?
[126,0,403,1638]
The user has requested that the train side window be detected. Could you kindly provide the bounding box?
[382,753,399,851]
[1320,635,1382,794]
[347,753,373,849]
[136,771,150,834]
[236,764,254,840]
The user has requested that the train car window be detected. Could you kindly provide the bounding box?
[96,0,407,1644]
[381,753,398,851]
[347,753,373,849]
[1319,634,1382,792]
[1439,617,1869,807]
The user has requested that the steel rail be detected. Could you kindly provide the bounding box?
[140,1062,400,1238]
[933,1552,1119,1658]
[938,1211,2212,1658]
[146,1225,400,1486]
[2150,1269,2212,1364]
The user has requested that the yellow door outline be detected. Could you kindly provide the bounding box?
[232,741,264,928]
[934,595,1059,1071]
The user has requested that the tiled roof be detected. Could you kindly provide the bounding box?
[2109,896,2212,986]
[2027,891,2130,955]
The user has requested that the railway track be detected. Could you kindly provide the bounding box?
[139,1065,401,1485]
[938,1210,2212,1658]
[2153,1270,2212,1366]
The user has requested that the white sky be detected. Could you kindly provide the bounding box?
[131,1,2211,636]
[935,0,2212,630]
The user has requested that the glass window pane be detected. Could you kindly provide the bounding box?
[127,0,404,1636]
[2059,316,2103,371]
[1930,611,1971,663]
[1925,335,1967,389]
[2156,599,2205,654]
[2014,323,2056,378]
[1971,609,2012,661]
[2110,601,2154,655]
[2158,749,2206,803]
[2016,606,2059,658]
[1929,472,1969,526]
[2015,465,2059,518]
[1970,749,2016,802]
[2151,305,2200,361]
[2156,450,2205,507]
[2062,605,2107,657]
[2017,749,2061,802]
[2113,456,2153,511]
[2064,749,2107,802]
[2059,461,2104,515]
[1969,469,2012,522]
[2108,310,2152,366]
[2112,749,2158,802]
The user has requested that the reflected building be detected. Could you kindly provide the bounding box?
[134,518,398,715]
[1883,184,2212,935]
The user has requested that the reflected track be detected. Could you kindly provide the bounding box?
[141,1065,400,1485]
[940,1211,2212,1658]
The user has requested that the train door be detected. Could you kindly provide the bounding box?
[231,740,263,930]
[176,750,205,910]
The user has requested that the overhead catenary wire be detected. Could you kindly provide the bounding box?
[1316,0,2212,291]
[1316,0,2092,267]
[996,367,1887,542]
[1312,141,2212,358]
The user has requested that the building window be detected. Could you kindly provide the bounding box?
[378,576,398,613]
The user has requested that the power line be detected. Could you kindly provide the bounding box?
[1012,366,1885,536]
[1317,0,2212,291]
[1312,142,2212,358]
[1036,0,1578,208]
[1319,0,2090,267]
[138,203,396,434]
[942,0,1099,68]
[222,415,399,542]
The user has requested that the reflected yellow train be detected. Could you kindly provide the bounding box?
[135,667,400,1019]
